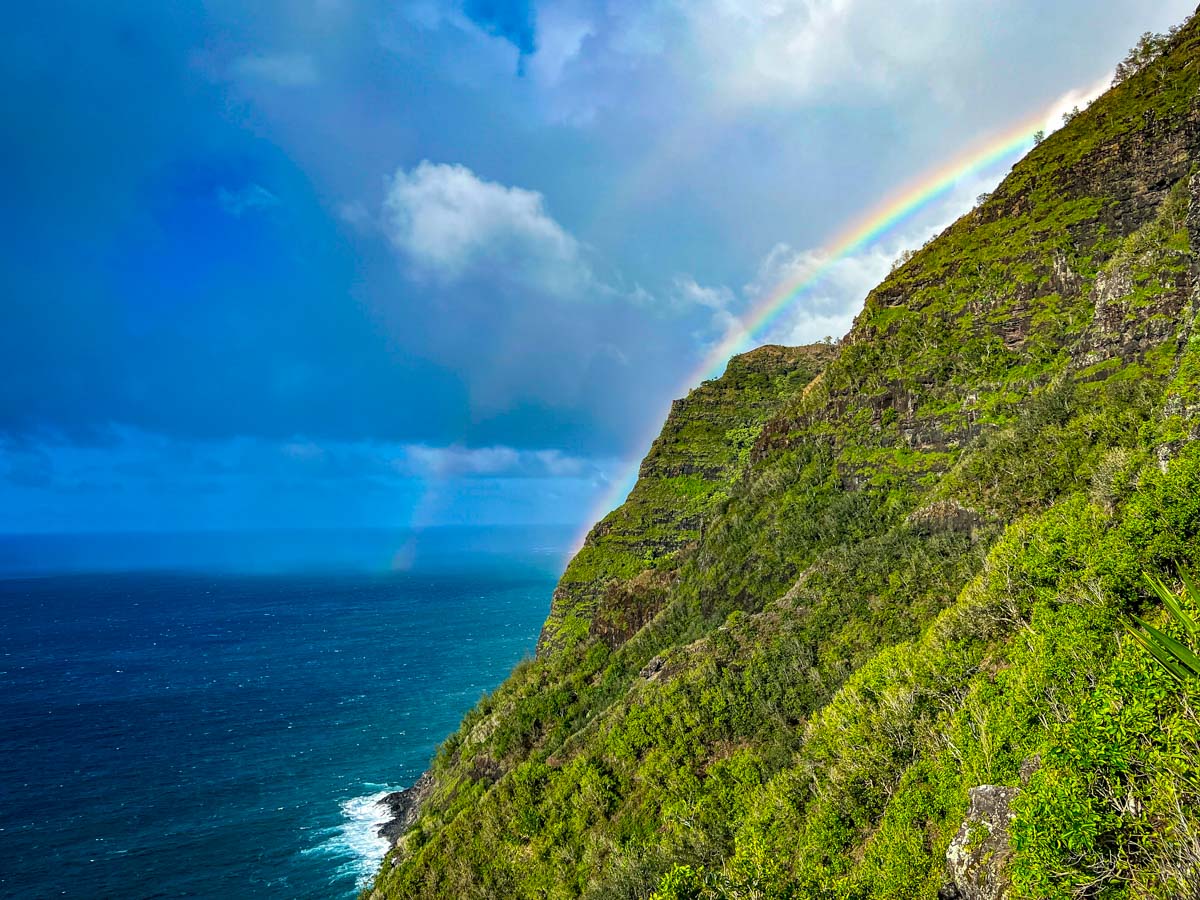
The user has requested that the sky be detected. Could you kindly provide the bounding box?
[1,0,1194,537]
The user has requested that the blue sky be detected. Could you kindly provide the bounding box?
[1,0,1192,534]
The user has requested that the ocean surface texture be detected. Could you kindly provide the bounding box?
[0,528,566,898]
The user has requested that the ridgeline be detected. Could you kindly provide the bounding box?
[369,9,1200,898]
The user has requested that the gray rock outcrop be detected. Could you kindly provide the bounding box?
[378,772,434,845]
[939,784,1018,900]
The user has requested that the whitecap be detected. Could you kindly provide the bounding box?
[302,788,398,888]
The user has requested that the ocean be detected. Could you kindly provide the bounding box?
[0,527,568,898]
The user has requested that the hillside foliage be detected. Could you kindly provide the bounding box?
[368,12,1200,899]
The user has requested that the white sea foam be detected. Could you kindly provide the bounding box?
[303,787,397,888]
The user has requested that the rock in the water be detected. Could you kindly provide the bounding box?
[378,772,434,845]
[942,784,1018,900]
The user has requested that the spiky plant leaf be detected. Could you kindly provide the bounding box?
[1131,614,1200,678]
[1126,623,1193,684]
[1175,567,1200,633]
[1142,571,1199,635]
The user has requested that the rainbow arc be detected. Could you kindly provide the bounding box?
[576,101,1068,549]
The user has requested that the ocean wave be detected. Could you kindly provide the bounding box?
[302,788,397,888]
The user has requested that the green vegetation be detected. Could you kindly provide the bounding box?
[543,343,835,652]
[1127,570,1200,684]
[367,13,1200,900]
[1112,26,1182,86]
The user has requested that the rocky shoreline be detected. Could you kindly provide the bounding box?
[377,772,434,846]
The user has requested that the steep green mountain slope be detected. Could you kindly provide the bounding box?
[369,12,1200,899]
[541,343,835,654]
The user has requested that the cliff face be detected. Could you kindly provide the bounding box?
[540,343,835,655]
[370,12,1200,900]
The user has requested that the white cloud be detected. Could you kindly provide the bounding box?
[382,161,592,296]
[665,275,751,353]
[281,440,325,461]
[217,183,279,217]
[522,0,1145,121]
[397,443,603,479]
[232,51,319,87]
[526,6,595,86]
[1041,74,1114,134]
[336,200,371,229]
[529,0,975,111]
[672,275,734,310]
[533,449,591,477]
[678,0,1012,107]
[689,0,863,101]
[740,241,894,345]
[402,444,520,477]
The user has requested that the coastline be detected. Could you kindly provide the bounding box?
[377,772,435,847]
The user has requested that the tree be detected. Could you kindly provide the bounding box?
[889,248,916,273]
[1112,27,1180,86]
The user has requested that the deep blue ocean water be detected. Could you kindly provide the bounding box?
[0,528,568,898]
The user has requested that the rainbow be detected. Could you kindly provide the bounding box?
[576,97,1079,550]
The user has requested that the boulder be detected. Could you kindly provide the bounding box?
[940,784,1018,900]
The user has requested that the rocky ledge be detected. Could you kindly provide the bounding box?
[378,772,434,845]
